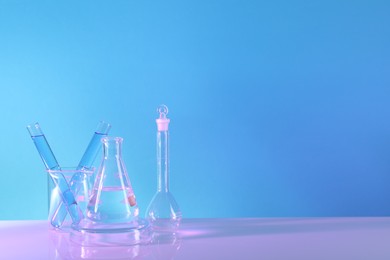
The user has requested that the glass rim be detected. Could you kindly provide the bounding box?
[46,167,95,173]
[101,136,123,143]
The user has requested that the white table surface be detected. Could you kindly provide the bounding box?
[1,218,390,259]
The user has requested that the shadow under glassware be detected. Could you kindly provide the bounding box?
[49,229,182,260]
[149,231,182,260]
[47,167,94,231]
[68,242,151,259]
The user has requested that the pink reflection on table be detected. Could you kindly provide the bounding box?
[49,227,182,259]
[2,218,390,259]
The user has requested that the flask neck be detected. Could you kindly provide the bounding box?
[102,137,123,160]
[157,130,169,192]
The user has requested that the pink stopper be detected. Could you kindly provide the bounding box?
[156,104,170,131]
[156,118,170,131]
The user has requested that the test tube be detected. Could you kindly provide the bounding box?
[77,121,112,170]
[27,123,61,171]
[27,123,84,226]
[51,121,111,227]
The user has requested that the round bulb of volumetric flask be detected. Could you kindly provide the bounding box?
[146,191,182,232]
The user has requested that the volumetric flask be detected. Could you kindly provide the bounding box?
[146,105,182,232]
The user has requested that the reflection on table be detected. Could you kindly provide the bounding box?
[1,218,390,259]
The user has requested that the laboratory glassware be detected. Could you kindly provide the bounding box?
[27,123,84,227]
[27,122,61,170]
[145,105,182,232]
[47,167,94,229]
[77,121,112,170]
[73,136,149,245]
[51,121,111,228]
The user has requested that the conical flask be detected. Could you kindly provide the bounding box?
[146,105,182,232]
[75,136,148,234]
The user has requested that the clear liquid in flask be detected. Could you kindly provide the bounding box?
[87,186,139,223]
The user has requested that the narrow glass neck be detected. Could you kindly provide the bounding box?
[157,130,169,192]
[103,138,122,159]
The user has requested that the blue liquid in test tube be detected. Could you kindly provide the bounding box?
[77,121,111,170]
[30,134,60,170]
[51,121,111,227]
[27,123,84,227]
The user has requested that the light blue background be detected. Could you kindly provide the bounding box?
[0,0,389,219]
